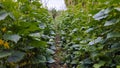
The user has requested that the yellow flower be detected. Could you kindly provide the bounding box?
[4,42,10,49]
[1,27,6,32]
[0,39,4,45]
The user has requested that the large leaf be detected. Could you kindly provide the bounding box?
[85,28,94,33]
[111,43,120,48]
[47,57,55,63]
[0,50,12,58]
[31,55,46,64]
[117,66,120,68]
[80,58,93,65]
[8,12,16,20]
[104,19,119,26]
[115,7,120,11]
[0,10,8,20]
[7,51,25,63]
[31,40,47,47]
[89,37,103,45]
[93,61,105,68]
[46,48,55,54]
[93,8,112,20]
[107,32,120,39]
[3,34,21,43]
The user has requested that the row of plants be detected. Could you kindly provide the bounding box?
[57,0,120,68]
[0,0,56,68]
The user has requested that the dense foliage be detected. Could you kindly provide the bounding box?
[58,0,120,68]
[0,0,55,68]
[0,0,120,68]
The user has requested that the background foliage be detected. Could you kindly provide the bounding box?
[58,0,120,68]
[0,0,54,68]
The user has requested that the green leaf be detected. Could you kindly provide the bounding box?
[104,19,119,26]
[27,25,40,32]
[0,50,12,58]
[8,12,16,20]
[29,33,41,38]
[115,7,120,11]
[3,34,21,43]
[31,40,47,47]
[46,48,55,54]
[89,37,103,45]
[0,10,8,20]
[47,57,55,63]
[0,65,6,68]
[85,28,94,33]
[7,51,25,63]
[111,43,120,48]
[0,3,4,8]
[107,32,120,39]
[80,58,93,65]
[117,65,120,68]
[93,8,112,20]
[31,55,46,64]
[93,61,105,68]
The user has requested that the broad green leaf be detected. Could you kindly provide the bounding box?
[27,25,40,32]
[0,3,4,8]
[107,32,120,39]
[31,55,46,64]
[39,23,46,29]
[46,48,55,54]
[111,43,120,48]
[71,60,78,64]
[115,7,120,11]
[117,66,120,68]
[80,58,93,65]
[0,10,8,20]
[47,57,55,63]
[31,40,47,47]
[20,46,35,51]
[7,51,25,63]
[93,61,105,68]
[0,50,12,58]
[89,37,103,45]
[93,8,112,20]
[104,19,119,26]
[3,34,21,43]
[0,65,6,68]
[85,28,94,33]
[8,12,16,20]
[29,33,41,38]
